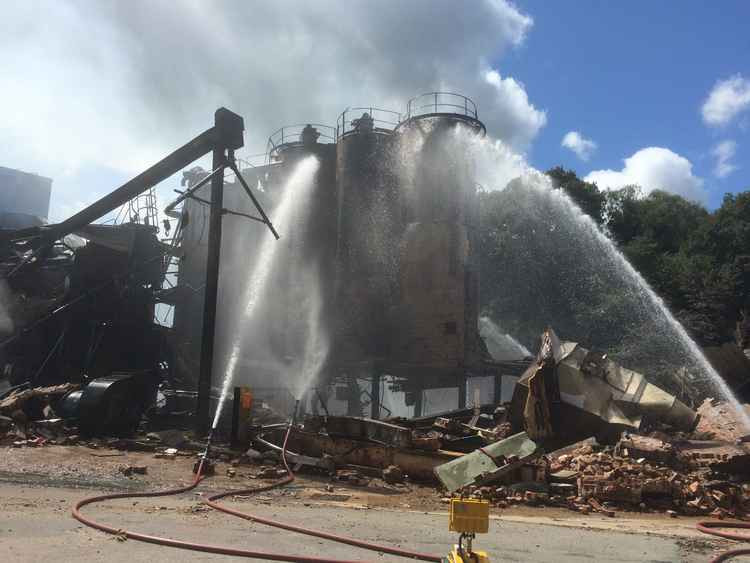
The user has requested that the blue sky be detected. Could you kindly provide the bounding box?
[1,1,749,219]
[505,0,750,208]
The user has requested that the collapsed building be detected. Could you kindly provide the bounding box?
[435,327,702,492]
[0,109,253,434]
[250,328,748,518]
[0,102,748,526]
[0,94,746,456]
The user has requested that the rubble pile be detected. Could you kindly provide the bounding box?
[2,326,749,525]
[0,383,81,447]
[455,436,750,519]
[0,388,205,458]
[427,413,513,449]
[694,398,750,443]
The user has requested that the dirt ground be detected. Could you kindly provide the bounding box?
[0,444,744,562]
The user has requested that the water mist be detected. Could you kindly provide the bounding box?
[211,156,322,431]
[479,316,531,360]
[292,264,329,400]
[454,127,750,431]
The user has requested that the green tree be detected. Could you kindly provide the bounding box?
[480,167,750,357]
[547,167,606,224]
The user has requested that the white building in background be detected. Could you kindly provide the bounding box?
[0,166,52,229]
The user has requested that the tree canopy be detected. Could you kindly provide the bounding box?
[479,168,750,390]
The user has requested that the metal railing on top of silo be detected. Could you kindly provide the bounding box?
[336,107,402,139]
[405,92,479,120]
[266,123,336,162]
[235,153,269,169]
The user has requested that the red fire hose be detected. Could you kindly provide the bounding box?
[696,520,750,562]
[72,425,441,562]
[205,423,442,562]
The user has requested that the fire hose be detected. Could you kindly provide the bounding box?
[72,424,441,562]
[696,520,750,562]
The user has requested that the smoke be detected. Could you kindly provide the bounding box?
[62,1,540,149]
[0,1,546,221]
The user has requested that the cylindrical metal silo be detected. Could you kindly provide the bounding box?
[333,109,403,363]
[389,93,485,382]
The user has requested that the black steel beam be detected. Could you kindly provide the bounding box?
[9,108,244,247]
[48,130,217,243]
[164,165,226,217]
[370,372,381,420]
[196,109,242,435]
[458,376,467,409]
[413,390,423,417]
[228,161,280,240]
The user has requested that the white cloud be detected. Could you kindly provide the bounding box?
[0,1,543,220]
[712,140,738,178]
[482,69,547,149]
[585,147,706,202]
[561,131,597,161]
[701,74,750,127]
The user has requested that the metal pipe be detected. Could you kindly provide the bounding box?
[164,165,225,218]
[228,160,280,240]
[172,189,212,207]
[31,327,66,382]
[221,209,266,223]
[314,387,331,417]
[4,249,38,279]
[370,373,381,420]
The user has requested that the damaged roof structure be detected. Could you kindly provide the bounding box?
[434,328,744,493]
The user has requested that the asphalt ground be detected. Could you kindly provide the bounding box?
[0,481,735,562]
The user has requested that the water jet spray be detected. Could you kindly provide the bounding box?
[210,156,322,433]
[458,126,750,431]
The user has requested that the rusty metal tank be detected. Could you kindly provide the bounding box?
[388,93,485,379]
[333,108,403,362]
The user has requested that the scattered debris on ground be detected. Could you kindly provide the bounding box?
[453,437,750,519]
[1,328,748,525]
[119,465,148,477]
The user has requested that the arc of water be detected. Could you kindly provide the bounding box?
[456,127,750,431]
[212,156,321,431]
